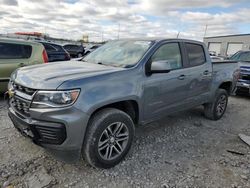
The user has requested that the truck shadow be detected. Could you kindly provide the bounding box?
[233,93,250,99]
[135,106,204,137]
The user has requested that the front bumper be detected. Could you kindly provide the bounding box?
[236,81,250,94]
[8,104,90,163]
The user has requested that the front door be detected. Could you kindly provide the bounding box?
[142,42,192,121]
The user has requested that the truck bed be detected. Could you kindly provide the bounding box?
[212,59,250,94]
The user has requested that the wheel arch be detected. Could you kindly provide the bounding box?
[218,81,232,95]
[87,100,140,125]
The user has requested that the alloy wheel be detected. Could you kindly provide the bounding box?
[216,94,227,116]
[98,122,129,160]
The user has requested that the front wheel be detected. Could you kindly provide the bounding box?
[82,108,135,168]
[204,89,228,120]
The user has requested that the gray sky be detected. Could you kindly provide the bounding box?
[0,0,250,41]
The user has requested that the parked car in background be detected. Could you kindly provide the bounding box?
[0,38,48,93]
[84,44,101,55]
[210,56,225,61]
[229,51,250,94]
[63,44,85,58]
[38,41,70,62]
[209,51,217,56]
[8,38,238,168]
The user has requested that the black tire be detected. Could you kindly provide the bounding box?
[204,89,228,120]
[82,108,135,169]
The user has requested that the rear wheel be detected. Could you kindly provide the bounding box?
[204,89,228,120]
[82,108,135,168]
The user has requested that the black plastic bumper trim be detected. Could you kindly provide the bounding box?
[8,109,67,145]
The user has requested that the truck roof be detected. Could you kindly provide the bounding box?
[0,37,42,46]
[115,38,204,44]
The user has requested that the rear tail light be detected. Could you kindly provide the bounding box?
[42,49,48,63]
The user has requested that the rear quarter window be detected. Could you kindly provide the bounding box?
[186,43,206,67]
[0,42,32,59]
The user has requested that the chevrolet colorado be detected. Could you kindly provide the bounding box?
[8,38,238,168]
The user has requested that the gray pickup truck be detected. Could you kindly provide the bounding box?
[229,51,250,94]
[8,38,238,168]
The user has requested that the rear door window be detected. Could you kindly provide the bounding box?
[186,43,206,67]
[43,43,58,52]
[0,42,32,59]
[55,45,65,52]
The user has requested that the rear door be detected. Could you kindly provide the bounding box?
[0,42,32,91]
[184,42,212,104]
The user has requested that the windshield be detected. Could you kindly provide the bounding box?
[83,40,153,67]
[230,51,250,62]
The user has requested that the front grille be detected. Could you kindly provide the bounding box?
[12,82,36,96]
[11,96,31,116]
[240,66,250,81]
[241,75,250,81]
[10,82,37,117]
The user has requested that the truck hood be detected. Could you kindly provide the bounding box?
[239,61,250,68]
[12,60,124,89]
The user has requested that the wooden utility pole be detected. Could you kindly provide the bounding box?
[118,23,120,39]
[204,24,208,38]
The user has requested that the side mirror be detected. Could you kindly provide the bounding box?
[150,60,171,74]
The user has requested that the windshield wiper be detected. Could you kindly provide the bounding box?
[97,62,115,67]
[85,60,120,67]
[123,64,135,68]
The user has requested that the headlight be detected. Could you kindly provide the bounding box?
[8,81,13,90]
[31,89,80,108]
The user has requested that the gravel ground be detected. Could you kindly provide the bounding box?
[0,95,250,188]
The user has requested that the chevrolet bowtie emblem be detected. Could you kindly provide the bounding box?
[8,89,15,98]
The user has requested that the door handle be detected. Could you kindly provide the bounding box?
[203,70,209,75]
[178,74,186,80]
